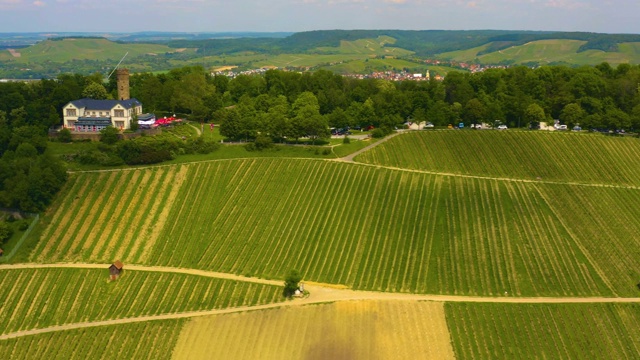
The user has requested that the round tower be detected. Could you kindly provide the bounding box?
[116,68,130,100]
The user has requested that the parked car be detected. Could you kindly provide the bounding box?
[572,126,582,132]
[497,124,508,130]
[424,122,434,128]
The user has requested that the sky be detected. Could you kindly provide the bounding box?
[0,0,638,34]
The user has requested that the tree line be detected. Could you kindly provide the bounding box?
[124,63,640,141]
[1,62,640,209]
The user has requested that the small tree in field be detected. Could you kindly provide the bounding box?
[283,269,302,297]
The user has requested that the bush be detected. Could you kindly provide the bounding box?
[100,126,120,145]
[343,136,351,144]
[0,222,12,244]
[17,220,29,231]
[283,269,302,297]
[254,135,274,150]
[371,128,386,138]
[57,128,72,143]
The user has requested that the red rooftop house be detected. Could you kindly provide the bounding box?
[109,260,124,280]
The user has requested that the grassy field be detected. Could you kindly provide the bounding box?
[318,58,429,74]
[0,268,282,336]
[173,300,453,360]
[355,130,640,186]
[1,38,186,63]
[0,320,184,360]
[438,39,640,65]
[29,156,640,296]
[446,303,640,359]
[315,36,414,57]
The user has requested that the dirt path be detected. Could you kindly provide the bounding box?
[2,262,640,341]
[186,122,202,136]
[336,131,404,162]
[3,263,638,306]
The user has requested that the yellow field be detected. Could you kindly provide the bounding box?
[172,300,454,360]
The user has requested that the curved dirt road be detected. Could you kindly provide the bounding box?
[1,263,639,340]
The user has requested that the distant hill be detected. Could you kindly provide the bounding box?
[2,30,640,78]
[0,37,190,63]
[438,39,640,65]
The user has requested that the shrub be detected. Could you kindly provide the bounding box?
[99,126,120,145]
[17,220,29,231]
[283,269,302,297]
[0,222,12,244]
[371,128,386,138]
[57,128,72,143]
[254,135,274,150]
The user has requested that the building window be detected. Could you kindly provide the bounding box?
[66,109,77,117]
[114,110,124,117]
[115,121,125,129]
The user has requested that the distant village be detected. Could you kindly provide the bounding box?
[212,58,512,81]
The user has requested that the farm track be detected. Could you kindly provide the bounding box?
[1,263,639,340]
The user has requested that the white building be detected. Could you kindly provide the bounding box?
[62,98,142,132]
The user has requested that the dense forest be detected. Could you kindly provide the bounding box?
[124,63,640,138]
[1,61,640,212]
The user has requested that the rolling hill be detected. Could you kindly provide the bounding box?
[2,120,640,358]
[438,39,640,65]
[2,29,640,78]
[0,37,191,63]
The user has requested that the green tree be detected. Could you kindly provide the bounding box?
[559,103,586,128]
[9,107,28,128]
[283,269,302,297]
[524,103,546,128]
[9,125,47,154]
[463,98,486,126]
[602,107,631,130]
[99,126,120,145]
[82,82,109,100]
[0,222,12,244]
[217,107,242,141]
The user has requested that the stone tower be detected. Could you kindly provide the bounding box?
[116,68,130,100]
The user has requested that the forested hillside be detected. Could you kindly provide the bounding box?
[3,30,640,78]
[1,61,640,211]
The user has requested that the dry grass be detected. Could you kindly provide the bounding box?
[172,300,454,360]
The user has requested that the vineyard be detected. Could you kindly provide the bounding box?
[29,157,640,296]
[446,303,640,359]
[0,268,282,336]
[173,300,454,360]
[6,130,640,358]
[355,131,640,186]
[0,320,184,360]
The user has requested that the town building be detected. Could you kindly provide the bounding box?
[62,98,142,132]
[62,68,145,132]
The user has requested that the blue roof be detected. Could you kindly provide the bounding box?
[67,98,141,111]
[75,117,112,126]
